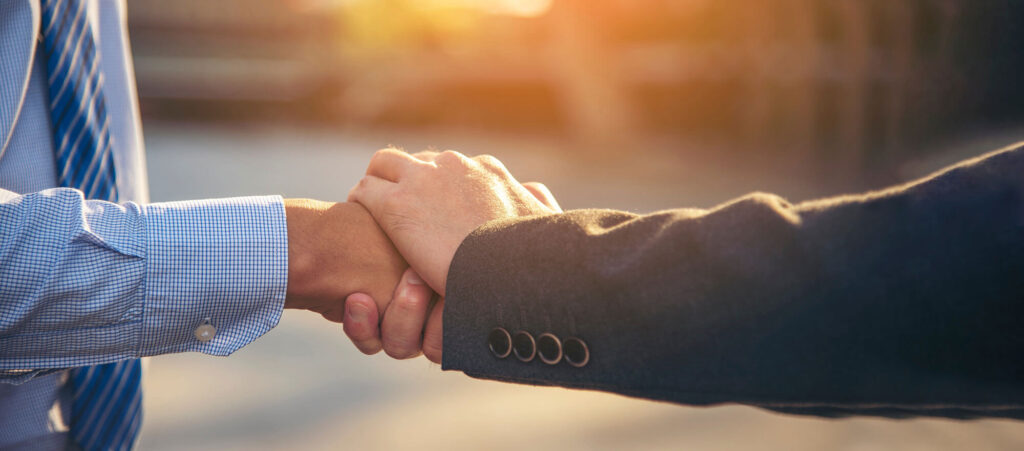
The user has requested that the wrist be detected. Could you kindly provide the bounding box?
[284,198,333,310]
[283,199,405,317]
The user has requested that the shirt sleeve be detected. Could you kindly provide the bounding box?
[0,187,289,382]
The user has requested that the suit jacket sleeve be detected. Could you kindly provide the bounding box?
[441,142,1024,419]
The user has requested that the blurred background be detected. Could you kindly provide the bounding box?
[130,0,1024,449]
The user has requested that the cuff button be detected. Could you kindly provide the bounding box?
[537,333,562,365]
[488,328,512,358]
[512,331,536,362]
[563,337,589,368]
[194,318,216,343]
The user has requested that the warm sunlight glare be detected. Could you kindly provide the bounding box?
[492,0,552,17]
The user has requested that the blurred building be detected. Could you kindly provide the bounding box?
[127,0,343,120]
[128,0,1024,176]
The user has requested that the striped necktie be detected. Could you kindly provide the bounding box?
[39,0,143,449]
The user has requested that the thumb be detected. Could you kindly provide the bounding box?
[343,293,382,355]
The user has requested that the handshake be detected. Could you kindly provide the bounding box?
[283,149,561,363]
[275,142,1024,421]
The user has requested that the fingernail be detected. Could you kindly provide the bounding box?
[347,303,369,322]
[406,271,424,285]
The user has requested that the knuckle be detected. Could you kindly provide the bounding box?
[475,154,501,168]
[374,147,401,157]
[381,319,424,359]
[351,176,378,201]
[481,154,505,167]
[356,341,383,356]
[393,291,428,314]
[355,176,372,191]
[370,148,404,168]
[438,149,461,159]
[475,154,510,177]
[423,337,442,363]
[370,148,392,162]
[437,150,467,166]
[413,150,438,161]
[384,340,422,360]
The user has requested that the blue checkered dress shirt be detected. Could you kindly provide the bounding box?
[0,1,289,448]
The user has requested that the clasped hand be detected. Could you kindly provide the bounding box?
[284,149,560,364]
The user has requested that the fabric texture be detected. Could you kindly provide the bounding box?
[0,190,289,375]
[0,0,37,155]
[38,0,141,446]
[43,0,119,197]
[443,142,1024,419]
[0,371,73,448]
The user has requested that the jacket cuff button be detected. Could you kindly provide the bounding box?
[512,331,536,362]
[488,327,512,358]
[563,337,589,368]
[537,333,562,365]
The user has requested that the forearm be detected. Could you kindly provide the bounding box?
[442,143,1024,416]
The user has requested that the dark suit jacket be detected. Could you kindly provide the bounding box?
[442,142,1024,419]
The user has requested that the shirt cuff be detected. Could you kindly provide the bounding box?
[138,195,288,357]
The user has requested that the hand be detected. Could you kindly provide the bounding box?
[345,150,561,362]
[347,149,560,296]
[283,199,406,343]
[343,268,440,359]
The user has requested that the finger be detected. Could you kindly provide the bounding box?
[343,293,382,355]
[366,148,421,182]
[381,269,434,359]
[422,297,444,364]
[522,181,562,212]
[347,174,396,209]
